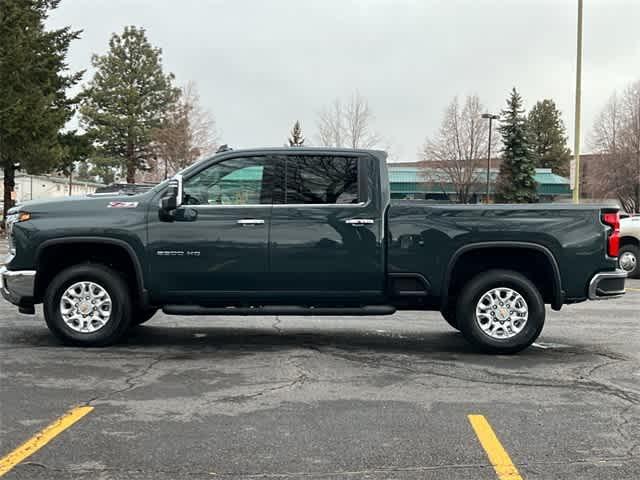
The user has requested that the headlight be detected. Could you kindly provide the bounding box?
[6,211,30,225]
[5,211,30,256]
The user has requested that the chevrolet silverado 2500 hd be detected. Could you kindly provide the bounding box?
[1,148,627,353]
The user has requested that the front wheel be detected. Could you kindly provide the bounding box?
[44,264,132,347]
[456,269,545,354]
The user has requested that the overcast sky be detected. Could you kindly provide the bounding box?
[48,0,640,161]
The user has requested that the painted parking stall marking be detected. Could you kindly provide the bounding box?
[468,414,524,480]
[0,405,94,477]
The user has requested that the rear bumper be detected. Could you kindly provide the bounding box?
[588,269,627,300]
[0,267,36,306]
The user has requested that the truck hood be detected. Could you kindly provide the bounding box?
[8,193,151,215]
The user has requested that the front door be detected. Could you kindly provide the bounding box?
[147,154,275,304]
[268,153,385,304]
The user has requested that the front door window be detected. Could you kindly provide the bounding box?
[183,156,270,206]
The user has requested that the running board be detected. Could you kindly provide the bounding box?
[162,305,396,316]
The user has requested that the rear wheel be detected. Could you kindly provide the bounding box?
[44,264,132,347]
[619,244,639,278]
[456,269,545,354]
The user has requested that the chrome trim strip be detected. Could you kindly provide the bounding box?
[187,202,367,209]
[588,269,627,300]
[175,173,183,207]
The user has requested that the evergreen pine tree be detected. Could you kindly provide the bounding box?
[288,120,305,146]
[528,99,571,176]
[495,88,538,203]
[56,130,93,178]
[1,0,82,221]
[80,26,179,183]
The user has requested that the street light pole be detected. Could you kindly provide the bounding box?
[573,0,584,203]
[482,113,499,203]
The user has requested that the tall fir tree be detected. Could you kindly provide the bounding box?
[0,0,82,220]
[495,88,538,203]
[288,120,305,146]
[56,130,93,193]
[80,26,179,183]
[528,99,571,176]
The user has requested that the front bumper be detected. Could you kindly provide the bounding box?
[0,266,36,306]
[588,269,627,300]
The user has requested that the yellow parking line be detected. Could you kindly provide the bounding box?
[0,405,94,477]
[468,414,523,480]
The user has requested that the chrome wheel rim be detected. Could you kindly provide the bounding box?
[475,287,528,339]
[619,251,637,273]
[60,281,112,333]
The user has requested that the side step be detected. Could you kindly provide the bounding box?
[162,305,396,316]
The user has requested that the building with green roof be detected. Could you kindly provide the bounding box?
[388,166,571,202]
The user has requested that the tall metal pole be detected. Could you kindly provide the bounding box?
[573,0,583,203]
[486,118,493,203]
[482,113,499,203]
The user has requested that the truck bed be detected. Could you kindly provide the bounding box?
[387,202,618,303]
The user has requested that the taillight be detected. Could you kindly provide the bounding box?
[602,212,620,257]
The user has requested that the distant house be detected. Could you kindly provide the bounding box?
[0,173,104,203]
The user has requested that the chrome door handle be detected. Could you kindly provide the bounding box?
[237,219,265,226]
[345,218,374,225]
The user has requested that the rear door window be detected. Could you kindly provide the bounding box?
[284,155,359,204]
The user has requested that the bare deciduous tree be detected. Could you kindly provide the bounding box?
[588,80,640,213]
[151,82,218,180]
[421,95,494,203]
[316,92,381,148]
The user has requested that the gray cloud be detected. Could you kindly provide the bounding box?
[50,0,640,160]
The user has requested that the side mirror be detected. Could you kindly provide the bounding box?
[160,174,183,212]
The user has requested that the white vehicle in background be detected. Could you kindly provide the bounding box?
[619,214,640,278]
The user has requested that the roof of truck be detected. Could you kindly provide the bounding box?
[211,146,388,156]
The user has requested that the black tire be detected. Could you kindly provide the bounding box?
[441,304,460,331]
[456,269,545,354]
[132,307,158,326]
[44,264,132,347]
[619,244,640,279]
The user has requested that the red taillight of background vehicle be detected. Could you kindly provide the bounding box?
[602,212,620,257]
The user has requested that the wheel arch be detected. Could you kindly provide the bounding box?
[442,241,563,311]
[619,235,640,248]
[34,237,147,305]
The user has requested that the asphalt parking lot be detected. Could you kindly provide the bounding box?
[0,264,639,479]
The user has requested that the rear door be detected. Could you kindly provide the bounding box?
[268,153,385,303]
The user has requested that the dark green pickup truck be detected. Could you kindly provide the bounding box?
[1,148,627,353]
